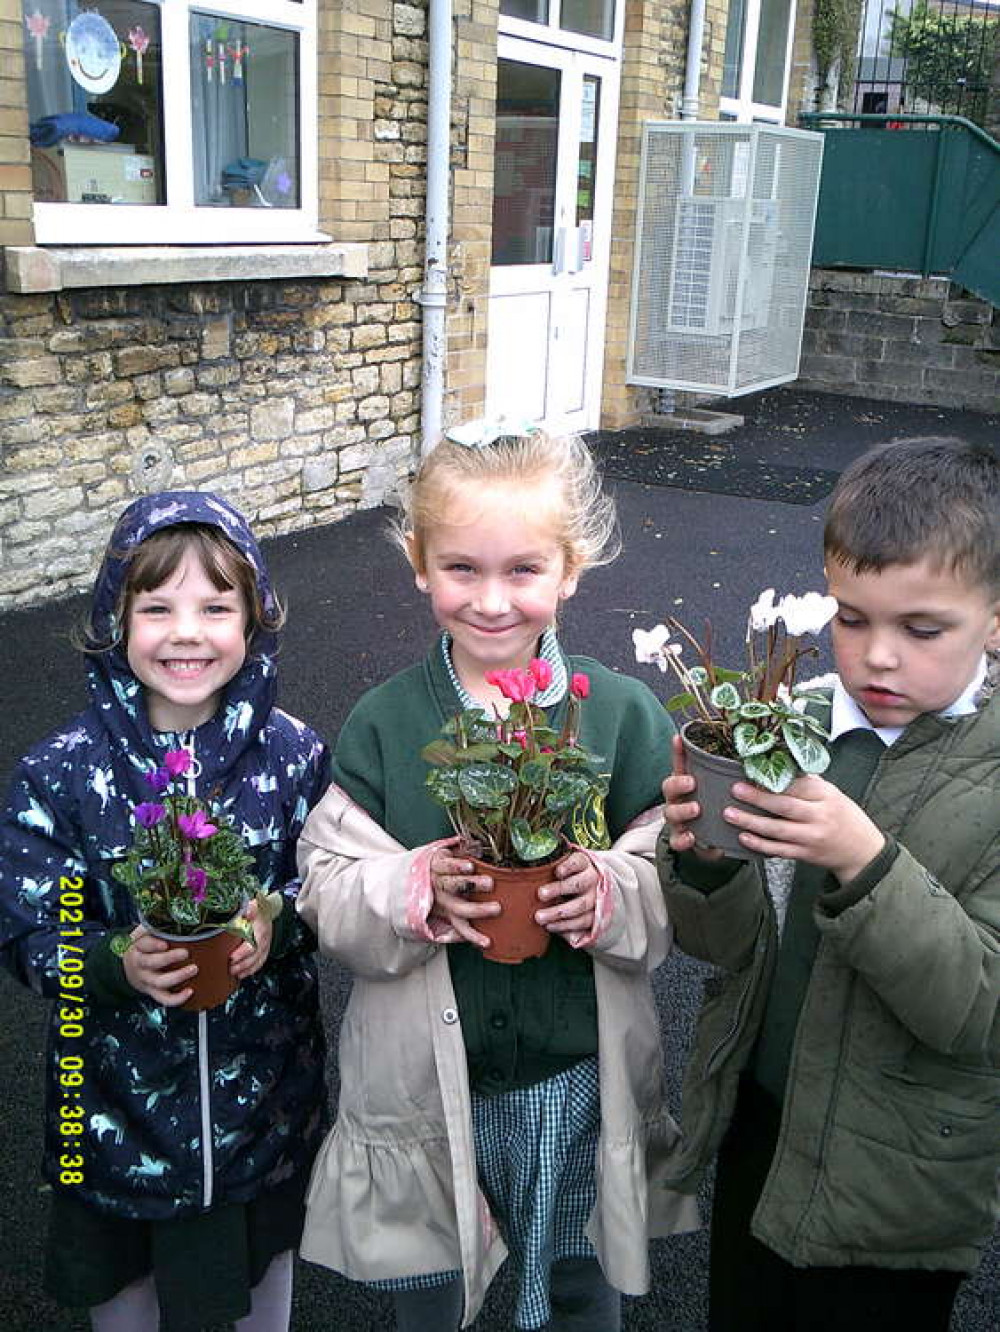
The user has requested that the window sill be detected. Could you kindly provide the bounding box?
[2,241,369,294]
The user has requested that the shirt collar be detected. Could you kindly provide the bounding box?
[830,655,987,748]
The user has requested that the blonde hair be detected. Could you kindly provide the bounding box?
[393,430,619,578]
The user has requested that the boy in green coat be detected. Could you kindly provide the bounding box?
[659,436,1000,1331]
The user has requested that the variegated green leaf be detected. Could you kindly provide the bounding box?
[743,749,796,793]
[710,681,742,711]
[782,723,831,775]
[733,723,776,757]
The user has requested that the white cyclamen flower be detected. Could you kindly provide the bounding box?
[777,591,839,637]
[748,587,780,632]
[632,624,672,670]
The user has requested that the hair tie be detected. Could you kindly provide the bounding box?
[444,416,539,449]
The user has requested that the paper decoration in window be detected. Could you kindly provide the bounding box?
[64,12,122,95]
[128,26,150,85]
[25,10,51,72]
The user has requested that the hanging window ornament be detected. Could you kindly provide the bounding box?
[205,38,214,82]
[25,10,51,72]
[229,41,248,84]
[64,11,122,95]
[128,26,149,85]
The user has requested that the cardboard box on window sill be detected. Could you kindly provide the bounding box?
[31,143,158,205]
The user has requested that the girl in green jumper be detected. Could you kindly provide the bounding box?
[296,427,698,1329]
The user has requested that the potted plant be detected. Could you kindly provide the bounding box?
[633,589,838,859]
[111,748,274,1009]
[422,660,607,962]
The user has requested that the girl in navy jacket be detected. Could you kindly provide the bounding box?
[0,492,329,1331]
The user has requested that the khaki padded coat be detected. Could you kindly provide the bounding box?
[297,785,699,1326]
[657,690,1000,1273]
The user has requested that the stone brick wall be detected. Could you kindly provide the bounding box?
[0,277,419,606]
[0,0,431,610]
[798,269,1000,411]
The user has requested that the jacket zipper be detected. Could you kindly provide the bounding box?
[181,733,215,1211]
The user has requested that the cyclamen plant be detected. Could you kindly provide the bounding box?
[112,748,264,946]
[422,659,608,866]
[633,589,839,794]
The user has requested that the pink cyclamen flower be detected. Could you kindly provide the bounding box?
[513,728,528,748]
[177,810,217,840]
[163,749,193,779]
[134,802,165,828]
[144,767,170,793]
[185,864,207,901]
[570,673,590,699]
[529,658,553,691]
[487,668,536,703]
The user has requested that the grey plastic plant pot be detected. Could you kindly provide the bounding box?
[680,720,763,862]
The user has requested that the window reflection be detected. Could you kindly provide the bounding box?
[492,60,560,265]
[561,0,614,41]
[190,15,300,208]
[26,0,164,205]
[752,0,793,107]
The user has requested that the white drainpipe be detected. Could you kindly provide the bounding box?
[418,0,453,457]
[681,0,706,121]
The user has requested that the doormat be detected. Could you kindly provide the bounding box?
[589,432,840,506]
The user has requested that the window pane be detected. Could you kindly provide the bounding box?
[561,0,614,41]
[575,75,600,241]
[752,0,792,107]
[26,0,164,205]
[499,0,550,23]
[190,14,300,209]
[721,0,747,99]
[491,60,560,266]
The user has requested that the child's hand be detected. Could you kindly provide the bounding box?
[662,734,725,861]
[229,898,273,980]
[429,848,500,949]
[536,850,599,941]
[725,776,886,882]
[122,927,198,1007]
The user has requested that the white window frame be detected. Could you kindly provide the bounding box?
[719,0,797,124]
[30,0,323,245]
[498,0,625,61]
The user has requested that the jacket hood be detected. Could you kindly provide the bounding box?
[87,491,279,787]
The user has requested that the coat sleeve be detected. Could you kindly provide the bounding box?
[268,728,333,961]
[655,824,769,973]
[579,808,672,972]
[295,783,443,979]
[816,842,1000,1061]
[0,752,103,999]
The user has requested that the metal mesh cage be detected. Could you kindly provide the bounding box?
[627,122,824,397]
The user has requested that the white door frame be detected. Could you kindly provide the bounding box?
[486,34,621,435]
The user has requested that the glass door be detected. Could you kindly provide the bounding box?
[486,37,619,434]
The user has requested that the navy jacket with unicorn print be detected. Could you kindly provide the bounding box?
[0,491,330,1221]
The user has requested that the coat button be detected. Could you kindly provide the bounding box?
[489,1012,508,1031]
[940,1124,953,1137]
[442,1007,458,1024]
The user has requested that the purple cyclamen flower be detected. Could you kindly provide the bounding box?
[185,865,208,901]
[163,749,193,779]
[134,802,166,828]
[144,767,170,793]
[177,810,217,840]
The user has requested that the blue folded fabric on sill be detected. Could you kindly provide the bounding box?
[220,157,267,191]
[30,112,121,147]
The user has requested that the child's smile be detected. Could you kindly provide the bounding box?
[127,551,248,732]
[414,479,578,690]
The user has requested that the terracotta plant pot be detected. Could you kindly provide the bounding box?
[680,720,762,862]
[142,917,241,1012]
[468,852,567,964]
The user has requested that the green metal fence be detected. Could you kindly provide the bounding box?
[798,112,1000,308]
